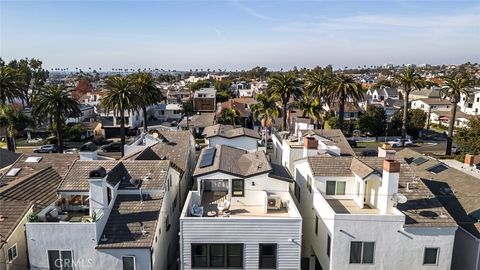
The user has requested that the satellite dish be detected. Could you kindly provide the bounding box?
[394,193,408,204]
[152,132,159,138]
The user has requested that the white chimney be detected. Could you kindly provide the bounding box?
[303,137,318,157]
[378,160,400,214]
[88,167,108,215]
[79,142,98,160]
[378,144,396,159]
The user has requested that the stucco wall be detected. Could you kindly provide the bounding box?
[207,136,258,152]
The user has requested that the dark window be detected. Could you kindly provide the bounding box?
[350,242,374,264]
[423,248,439,265]
[192,244,243,268]
[107,187,112,206]
[411,157,428,165]
[326,181,336,195]
[315,215,318,235]
[7,244,17,262]
[47,250,73,270]
[165,215,171,231]
[122,256,135,270]
[327,235,331,258]
[259,244,277,269]
[426,163,448,174]
[307,175,312,193]
[294,182,301,203]
[232,179,244,197]
[326,181,346,195]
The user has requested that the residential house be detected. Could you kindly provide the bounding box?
[367,86,400,102]
[217,97,257,128]
[202,124,260,152]
[179,113,216,135]
[99,109,144,138]
[193,88,217,112]
[232,81,254,97]
[397,149,480,270]
[327,102,362,121]
[409,88,442,100]
[411,98,452,112]
[150,103,183,122]
[411,98,474,128]
[179,145,302,269]
[66,104,96,124]
[459,87,480,116]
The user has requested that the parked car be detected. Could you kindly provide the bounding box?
[347,139,357,148]
[387,139,413,147]
[360,149,378,157]
[100,142,123,152]
[33,144,59,153]
[64,148,79,154]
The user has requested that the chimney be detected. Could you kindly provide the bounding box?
[88,166,108,216]
[303,137,318,157]
[464,154,475,167]
[378,160,400,214]
[378,144,396,159]
[79,142,98,160]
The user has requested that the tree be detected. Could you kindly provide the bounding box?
[101,76,139,156]
[32,84,81,153]
[0,105,32,151]
[454,117,480,155]
[0,66,25,104]
[251,93,281,143]
[267,72,303,131]
[182,99,194,130]
[391,109,426,139]
[356,106,386,136]
[7,58,49,107]
[189,80,211,92]
[441,72,474,155]
[329,73,364,130]
[219,108,239,127]
[130,72,163,132]
[294,90,323,128]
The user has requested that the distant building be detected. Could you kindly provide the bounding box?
[193,88,217,112]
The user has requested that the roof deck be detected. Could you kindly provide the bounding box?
[326,199,379,214]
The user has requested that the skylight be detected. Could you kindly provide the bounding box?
[426,163,448,174]
[25,156,43,163]
[199,148,216,168]
[412,157,428,165]
[6,168,21,176]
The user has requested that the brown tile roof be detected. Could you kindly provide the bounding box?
[96,194,163,249]
[309,129,355,156]
[330,102,361,113]
[203,124,260,139]
[397,148,480,237]
[350,158,375,178]
[193,145,271,178]
[218,98,257,118]
[59,160,169,192]
[307,156,354,177]
[0,200,31,247]
[0,153,78,192]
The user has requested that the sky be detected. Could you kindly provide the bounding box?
[1,0,479,71]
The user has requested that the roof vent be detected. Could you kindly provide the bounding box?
[130,178,142,188]
[89,166,107,178]
[100,234,108,242]
[0,215,6,222]
[25,156,42,163]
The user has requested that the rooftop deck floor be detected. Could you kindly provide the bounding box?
[326,199,379,214]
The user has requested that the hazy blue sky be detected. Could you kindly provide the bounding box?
[1,0,479,70]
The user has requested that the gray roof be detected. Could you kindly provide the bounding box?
[203,124,260,139]
[96,194,163,249]
[179,113,216,128]
[414,98,451,105]
[193,145,271,178]
[0,149,21,170]
[194,87,216,98]
[302,129,355,156]
[397,148,480,237]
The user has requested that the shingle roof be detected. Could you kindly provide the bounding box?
[193,145,271,178]
[309,129,355,156]
[96,194,163,249]
[414,98,451,105]
[397,148,480,237]
[350,158,375,178]
[0,200,31,247]
[179,113,216,128]
[307,156,354,177]
[203,124,260,139]
[0,149,21,170]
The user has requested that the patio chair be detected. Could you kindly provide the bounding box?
[190,204,204,217]
[217,200,230,214]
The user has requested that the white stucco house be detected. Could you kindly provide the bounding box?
[179,145,302,270]
[150,103,183,122]
[458,87,480,116]
[202,124,261,152]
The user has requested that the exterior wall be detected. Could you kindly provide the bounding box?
[271,133,283,165]
[193,98,216,112]
[207,136,258,152]
[180,215,302,270]
[451,227,480,270]
[0,208,32,270]
[411,100,452,112]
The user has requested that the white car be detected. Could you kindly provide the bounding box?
[387,139,413,147]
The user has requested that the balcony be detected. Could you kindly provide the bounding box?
[326,199,379,214]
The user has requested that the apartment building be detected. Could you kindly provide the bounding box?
[179,145,302,269]
[193,88,217,112]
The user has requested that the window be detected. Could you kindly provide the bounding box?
[172,193,178,214]
[165,215,171,231]
[426,163,448,174]
[7,244,17,262]
[315,215,318,235]
[122,256,136,270]
[232,179,244,197]
[423,248,439,265]
[350,242,374,264]
[294,182,301,203]
[326,181,346,196]
[259,244,277,269]
[48,250,73,270]
[327,235,331,258]
[192,244,243,268]
[307,175,312,193]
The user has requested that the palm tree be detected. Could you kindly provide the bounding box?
[329,74,364,130]
[182,99,195,130]
[220,108,239,127]
[0,66,25,104]
[130,72,163,132]
[250,93,280,144]
[101,76,139,156]
[0,105,32,151]
[391,66,426,146]
[304,67,333,128]
[267,72,303,131]
[441,72,474,155]
[32,84,80,153]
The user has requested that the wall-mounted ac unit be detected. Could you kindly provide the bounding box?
[267,196,282,210]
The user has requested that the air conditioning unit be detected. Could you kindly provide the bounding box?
[267,196,282,210]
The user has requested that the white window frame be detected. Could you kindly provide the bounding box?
[423,247,439,266]
[326,181,346,196]
[349,241,375,264]
[122,255,136,270]
[7,243,18,262]
[47,249,73,270]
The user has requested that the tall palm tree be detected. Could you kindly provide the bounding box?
[441,72,474,155]
[392,66,426,146]
[130,72,163,132]
[32,84,80,153]
[304,67,333,128]
[0,105,32,151]
[250,93,280,144]
[267,72,303,131]
[0,66,25,104]
[101,76,139,156]
[220,108,239,127]
[329,74,364,130]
